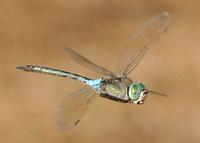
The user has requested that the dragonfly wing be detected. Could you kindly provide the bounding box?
[65,48,118,78]
[56,87,97,131]
[118,11,171,76]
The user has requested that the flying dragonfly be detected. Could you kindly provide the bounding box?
[17,11,171,131]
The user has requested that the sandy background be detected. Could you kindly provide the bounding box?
[1,0,200,143]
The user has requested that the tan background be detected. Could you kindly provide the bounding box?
[1,0,200,143]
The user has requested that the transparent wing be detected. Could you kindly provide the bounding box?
[65,48,118,78]
[56,87,97,131]
[118,11,171,76]
[120,46,149,77]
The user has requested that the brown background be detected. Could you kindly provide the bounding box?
[1,0,200,143]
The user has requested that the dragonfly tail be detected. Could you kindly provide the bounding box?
[16,65,92,85]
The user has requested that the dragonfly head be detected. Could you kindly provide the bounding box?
[128,82,148,105]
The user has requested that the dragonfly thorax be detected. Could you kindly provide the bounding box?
[128,82,148,104]
[99,77,132,103]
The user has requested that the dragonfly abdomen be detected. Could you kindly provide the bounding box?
[17,65,91,83]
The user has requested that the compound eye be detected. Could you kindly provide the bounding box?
[128,82,146,103]
[128,84,140,101]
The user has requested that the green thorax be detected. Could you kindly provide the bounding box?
[100,78,133,102]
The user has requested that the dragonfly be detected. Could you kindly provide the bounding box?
[17,11,171,131]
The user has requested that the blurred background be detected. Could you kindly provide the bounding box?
[1,0,200,143]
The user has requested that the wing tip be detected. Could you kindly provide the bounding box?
[148,11,172,33]
[159,11,172,26]
[56,119,76,132]
[161,11,171,18]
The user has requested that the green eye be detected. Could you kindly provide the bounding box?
[129,82,145,101]
[131,87,136,95]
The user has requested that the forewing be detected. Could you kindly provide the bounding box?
[118,11,171,76]
[56,87,97,131]
[65,48,117,78]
